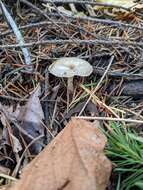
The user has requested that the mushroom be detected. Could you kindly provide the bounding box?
[48,57,93,93]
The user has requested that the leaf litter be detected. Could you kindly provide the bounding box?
[0,84,46,175]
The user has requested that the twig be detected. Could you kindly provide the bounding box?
[0,95,56,102]
[78,55,114,116]
[0,1,31,66]
[12,1,143,33]
[1,18,143,41]
[0,21,64,37]
[42,0,130,11]
[93,67,143,80]
[43,68,50,128]
[12,135,44,177]
[0,39,143,49]
[0,174,17,181]
[51,13,143,31]
[19,0,70,38]
[75,116,143,124]
[0,19,97,40]
[0,95,28,101]
[20,0,50,19]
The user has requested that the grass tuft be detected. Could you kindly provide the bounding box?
[104,122,143,190]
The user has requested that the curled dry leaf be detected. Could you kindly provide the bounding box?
[17,84,45,154]
[9,134,22,153]
[9,118,112,190]
[94,0,143,14]
[18,85,44,123]
[95,0,141,9]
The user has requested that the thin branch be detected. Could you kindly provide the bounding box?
[0,1,31,66]
[78,55,114,116]
[20,0,50,19]
[42,0,130,11]
[19,0,143,32]
[1,14,143,38]
[0,21,63,37]
[0,39,142,49]
[93,67,143,80]
[19,0,71,38]
[55,13,143,31]
[75,116,143,124]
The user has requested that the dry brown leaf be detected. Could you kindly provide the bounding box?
[0,166,10,175]
[18,84,44,123]
[16,84,45,154]
[95,0,140,9]
[9,118,112,190]
[0,84,45,155]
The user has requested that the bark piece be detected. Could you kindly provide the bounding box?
[9,118,112,190]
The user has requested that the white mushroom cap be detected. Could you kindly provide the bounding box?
[48,57,93,78]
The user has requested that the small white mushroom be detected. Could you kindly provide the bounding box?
[48,57,93,93]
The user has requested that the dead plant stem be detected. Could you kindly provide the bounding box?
[75,116,143,124]
[78,55,114,116]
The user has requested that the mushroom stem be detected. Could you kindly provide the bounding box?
[67,77,74,93]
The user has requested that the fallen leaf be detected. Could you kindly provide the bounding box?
[0,166,10,175]
[17,84,45,154]
[0,111,20,153]
[9,118,112,190]
[18,85,44,123]
[9,134,22,153]
[95,0,139,9]
[0,84,45,155]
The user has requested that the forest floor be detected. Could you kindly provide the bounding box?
[0,1,143,189]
